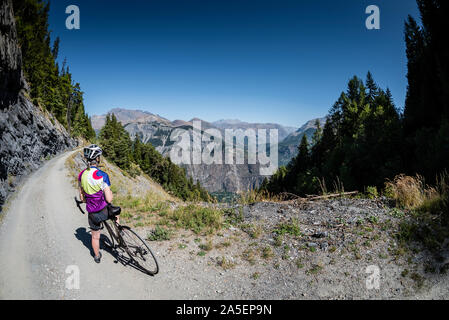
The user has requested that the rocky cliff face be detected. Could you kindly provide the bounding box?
[278,117,327,166]
[93,108,326,193]
[125,121,265,193]
[0,0,25,108]
[212,119,297,142]
[0,0,75,211]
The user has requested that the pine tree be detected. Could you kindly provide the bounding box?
[264,73,402,195]
[366,71,378,103]
[311,120,322,146]
[402,1,449,182]
[13,0,93,141]
[296,135,310,171]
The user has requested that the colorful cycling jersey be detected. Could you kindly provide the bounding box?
[78,166,111,213]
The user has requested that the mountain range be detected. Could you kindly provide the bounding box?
[278,117,327,166]
[92,108,324,193]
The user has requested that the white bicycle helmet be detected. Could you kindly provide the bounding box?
[83,144,103,161]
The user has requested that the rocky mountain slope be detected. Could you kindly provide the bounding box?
[0,0,75,212]
[66,150,175,203]
[125,120,264,193]
[92,108,324,193]
[278,117,327,166]
[93,109,280,192]
[212,119,297,142]
[91,108,172,132]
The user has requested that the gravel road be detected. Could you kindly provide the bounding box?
[0,150,182,299]
[1,150,448,300]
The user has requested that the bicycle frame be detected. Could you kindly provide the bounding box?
[102,217,124,249]
[74,197,158,275]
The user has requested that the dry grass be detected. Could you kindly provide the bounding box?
[385,173,449,212]
[242,248,257,265]
[166,204,225,235]
[385,174,428,209]
[418,172,449,216]
[216,256,236,270]
[318,176,345,195]
[393,172,449,256]
[116,194,226,235]
[240,223,264,239]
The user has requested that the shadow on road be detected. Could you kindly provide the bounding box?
[74,227,114,258]
[74,227,153,276]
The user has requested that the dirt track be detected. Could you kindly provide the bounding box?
[1,150,448,300]
[0,151,180,299]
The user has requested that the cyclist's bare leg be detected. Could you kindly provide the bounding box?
[91,230,101,257]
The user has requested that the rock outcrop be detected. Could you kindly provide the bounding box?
[0,0,25,108]
[125,121,266,193]
[93,109,283,193]
[0,0,75,211]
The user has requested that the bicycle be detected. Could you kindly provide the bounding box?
[75,197,159,275]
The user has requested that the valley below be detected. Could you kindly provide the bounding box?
[91,108,325,193]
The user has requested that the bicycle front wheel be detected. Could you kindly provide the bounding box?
[120,226,159,275]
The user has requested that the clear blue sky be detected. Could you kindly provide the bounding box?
[48,0,420,128]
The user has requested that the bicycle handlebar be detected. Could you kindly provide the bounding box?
[74,196,86,214]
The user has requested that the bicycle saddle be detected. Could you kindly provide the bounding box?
[108,204,121,216]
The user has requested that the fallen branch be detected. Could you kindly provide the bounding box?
[305,191,359,201]
[278,192,302,200]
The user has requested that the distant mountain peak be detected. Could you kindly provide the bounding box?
[91,108,171,131]
[108,108,154,117]
[296,117,327,133]
[214,119,244,125]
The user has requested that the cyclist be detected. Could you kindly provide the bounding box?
[78,144,114,263]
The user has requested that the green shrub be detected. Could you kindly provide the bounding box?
[388,208,405,218]
[169,205,224,234]
[217,256,236,270]
[261,246,274,259]
[365,186,378,199]
[241,223,263,239]
[251,272,260,280]
[199,240,213,252]
[147,226,171,241]
[224,207,244,225]
[126,163,141,178]
[366,215,379,224]
[273,218,302,237]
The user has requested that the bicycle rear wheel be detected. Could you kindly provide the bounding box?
[120,226,159,275]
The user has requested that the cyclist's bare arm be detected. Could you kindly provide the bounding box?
[79,182,85,203]
[104,185,113,203]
